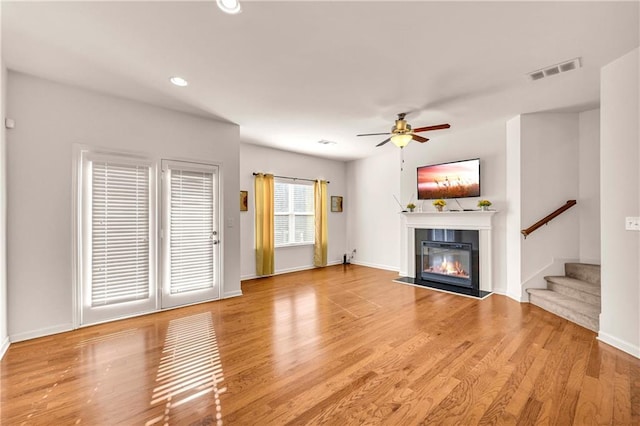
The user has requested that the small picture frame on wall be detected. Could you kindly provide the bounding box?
[240,190,248,211]
[331,196,343,212]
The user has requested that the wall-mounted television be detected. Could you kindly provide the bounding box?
[417,158,480,200]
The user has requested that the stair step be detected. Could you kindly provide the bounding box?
[544,276,601,306]
[565,263,600,285]
[527,288,599,332]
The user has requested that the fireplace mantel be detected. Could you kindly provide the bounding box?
[400,210,497,292]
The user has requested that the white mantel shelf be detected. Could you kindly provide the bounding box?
[403,210,496,229]
[400,210,498,292]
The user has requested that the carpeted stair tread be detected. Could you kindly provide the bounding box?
[544,276,600,297]
[527,288,599,332]
[565,263,601,285]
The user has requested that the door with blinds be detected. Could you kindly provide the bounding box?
[80,153,157,325]
[161,161,220,308]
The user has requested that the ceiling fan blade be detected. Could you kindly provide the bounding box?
[413,123,451,133]
[376,138,391,147]
[357,132,391,137]
[412,134,429,143]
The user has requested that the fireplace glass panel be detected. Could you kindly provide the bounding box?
[421,241,472,287]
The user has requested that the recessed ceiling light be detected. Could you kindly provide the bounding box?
[169,76,188,87]
[217,0,241,15]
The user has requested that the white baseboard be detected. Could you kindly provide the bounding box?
[223,290,243,299]
[491,287,507,297]
[598,331,640,359]
[241,260,343,281]
[10,323,74,343]
[0,336,10,360]
[507,290,526,303]
[350,260,399,272]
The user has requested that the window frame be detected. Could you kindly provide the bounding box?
[274,180,315,248]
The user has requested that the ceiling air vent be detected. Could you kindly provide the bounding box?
[528,58,581,81]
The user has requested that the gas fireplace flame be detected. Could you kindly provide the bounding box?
[428,260,469,278]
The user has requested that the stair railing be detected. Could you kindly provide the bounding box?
[521,200,577,239]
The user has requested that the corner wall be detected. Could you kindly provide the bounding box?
[505,116,522,300]
[239,143,347,279]
[0,41,8,356]
[346,149,401,271]
[578,109,601,264]
[519,113,580,297]
[599,47,639,357]
[6,72,241,341]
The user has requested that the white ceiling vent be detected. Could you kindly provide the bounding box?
[528,58,581,81]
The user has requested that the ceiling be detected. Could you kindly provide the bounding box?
[2,1,638,161]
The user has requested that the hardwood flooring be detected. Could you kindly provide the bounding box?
[1,265,639,425]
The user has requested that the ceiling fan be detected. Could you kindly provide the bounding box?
[357,113,451,148]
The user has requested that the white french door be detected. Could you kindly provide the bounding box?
[80,152,157,325]
[161,160,220,308]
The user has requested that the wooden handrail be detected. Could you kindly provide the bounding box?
[521,200,577,239]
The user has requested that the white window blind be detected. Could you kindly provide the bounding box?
[274,181,314,246]
[91,161,150,306]
[169,168,214,294]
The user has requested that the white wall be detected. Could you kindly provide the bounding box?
[346,149,401,271]
[0,62,8,357]
[518,113,581,298]
[6,72,241,341]
[400,121,508,294]
[578,109,601,264]
[599,48,639,358]
[505,116,522,300]
[239,143,347,279]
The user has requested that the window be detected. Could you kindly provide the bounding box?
[77,150,222,325]
[274,181,314,246]
[91,160,151,306]
[79,151,157,325]
[161,161,220,309]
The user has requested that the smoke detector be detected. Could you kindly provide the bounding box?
[527,58,581,81]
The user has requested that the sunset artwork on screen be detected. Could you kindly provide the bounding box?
[417,158,480,199]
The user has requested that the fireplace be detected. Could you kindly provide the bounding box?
[412,228,480,296]
[398,211,495,298]
[421,241,473,288]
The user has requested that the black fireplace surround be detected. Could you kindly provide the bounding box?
[413,228,485,297]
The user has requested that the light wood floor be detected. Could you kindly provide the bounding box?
[1,265,639,425]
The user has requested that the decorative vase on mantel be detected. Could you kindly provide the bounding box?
[433,199,446,212]
[477,199,492,212]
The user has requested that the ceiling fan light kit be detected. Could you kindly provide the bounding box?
[357,113,451,149]
[391,134,413,148]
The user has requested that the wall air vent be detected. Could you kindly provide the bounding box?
[528,57,581,81]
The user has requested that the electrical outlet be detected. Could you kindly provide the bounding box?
[625,217,640,231]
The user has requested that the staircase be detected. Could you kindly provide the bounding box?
[526,263,601,332]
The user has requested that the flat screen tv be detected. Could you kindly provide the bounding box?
[417,158,480,200]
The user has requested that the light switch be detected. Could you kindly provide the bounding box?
[227,218,234,228]
[625,217,640,231]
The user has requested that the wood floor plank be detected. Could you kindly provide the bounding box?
[1,264,638,425]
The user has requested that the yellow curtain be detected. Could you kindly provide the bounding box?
[254,173,274,276]
[314,180,328,267]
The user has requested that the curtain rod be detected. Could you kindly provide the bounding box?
[252,172,330,184]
